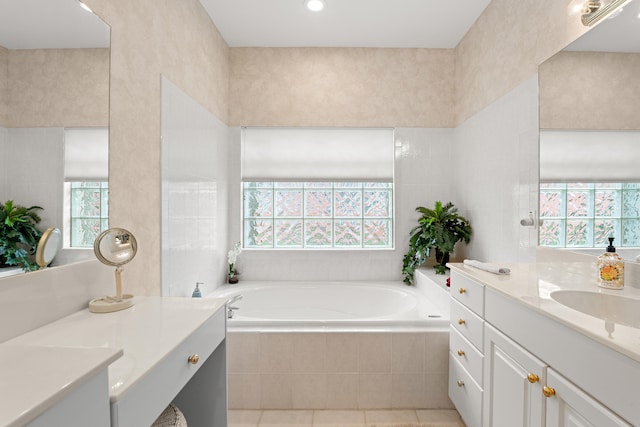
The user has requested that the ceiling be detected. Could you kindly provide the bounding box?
[0,0,109,49]
[200,0,492,48]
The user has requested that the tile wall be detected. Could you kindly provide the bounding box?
[160,77,230,297]
[227,331,451,410]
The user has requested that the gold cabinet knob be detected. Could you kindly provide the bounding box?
[527,373,539,384]
[458,288,466,294]
[188,354,200,365]
[458,318,466,325]
[543,386,556,398]
[457,350,465,357]
[457,380,465,387]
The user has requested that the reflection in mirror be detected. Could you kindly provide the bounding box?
[0,0,111,276]
[538,0,640,253]
[36,227,62,269]
[90,228,137,313]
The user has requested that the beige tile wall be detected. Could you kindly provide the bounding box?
[455,0,588,125]
[83,0,230,295]
[539,51,640,130]
[227,332,451,410]
[6,48,109,127]
[0,46,7,127]
[229,47,455,128]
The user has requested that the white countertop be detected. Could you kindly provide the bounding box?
[3,296,227,403]
[0,345,122,427]
[449,261,640,363]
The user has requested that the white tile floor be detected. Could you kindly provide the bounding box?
[229,408,465,427]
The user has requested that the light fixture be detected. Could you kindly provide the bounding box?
[305,0,326,12]
[77,0,94,13]
[581,0,631,26]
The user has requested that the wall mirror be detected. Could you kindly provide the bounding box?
[538,0,640,255]
[0,0,111,275]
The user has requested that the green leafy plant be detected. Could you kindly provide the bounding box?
[0,200,43,271]
[402,201,472,284]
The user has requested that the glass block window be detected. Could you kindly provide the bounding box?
[539,183,640,248]
[69,182,109,248]
[243,182,393,249]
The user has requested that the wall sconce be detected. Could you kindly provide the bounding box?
[581,0,631,25]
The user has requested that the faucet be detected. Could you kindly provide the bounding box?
[226,294,243,319]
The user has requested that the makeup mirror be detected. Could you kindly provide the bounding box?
[89,228,137,313]
[35,227,62,269]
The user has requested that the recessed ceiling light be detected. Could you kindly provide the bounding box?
[305,0,326,12]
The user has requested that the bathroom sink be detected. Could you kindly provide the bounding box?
[550,290,640,329]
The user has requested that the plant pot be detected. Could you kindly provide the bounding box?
[228,275,239,284]
[434,249,450,274]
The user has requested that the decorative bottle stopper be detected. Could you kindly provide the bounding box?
[192,282,203,298]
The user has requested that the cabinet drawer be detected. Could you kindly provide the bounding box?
[450,271,484,316]
[111,307,226,427]
[450,326,483,386]
[450,298,484,351]
[449,353,482,427]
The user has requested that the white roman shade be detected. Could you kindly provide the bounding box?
[64,128,109,181]
[241,127,394,182]
[540,130,640,182]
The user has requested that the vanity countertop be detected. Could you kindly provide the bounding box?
[3,296,227,402]
[448,261,640,363]
[0,345,122,427]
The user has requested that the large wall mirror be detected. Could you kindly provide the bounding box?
[0,0,110,275]
[539,0,640,256]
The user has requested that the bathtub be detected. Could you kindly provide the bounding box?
[209,278,453,410]
[207,280,449,332]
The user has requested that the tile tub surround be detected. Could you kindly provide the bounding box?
[227,331,451,410]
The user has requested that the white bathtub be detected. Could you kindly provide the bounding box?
[207,280,449,332]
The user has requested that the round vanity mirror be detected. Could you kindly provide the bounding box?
[89,227,137,313]
[35,227,62,269]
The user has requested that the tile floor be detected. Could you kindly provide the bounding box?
[229,408,466,427]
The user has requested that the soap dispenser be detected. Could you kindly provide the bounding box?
[597,237,624,290]
[192,282,203,298]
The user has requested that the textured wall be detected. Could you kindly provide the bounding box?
[0,46,7,127]
[540,51,640,130]
[82,0,230,296]
[455,0,588,125]
[6,48,109,127]
[230,48,455,128]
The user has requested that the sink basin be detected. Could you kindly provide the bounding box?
[550,290,640,329]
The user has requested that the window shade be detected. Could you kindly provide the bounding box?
[241,127,394,181]
[540,130,640,182]
[64,128,109,181]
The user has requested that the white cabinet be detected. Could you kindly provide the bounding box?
[483,323,546,427]
[544,369,631,427]
[448,271,485,427]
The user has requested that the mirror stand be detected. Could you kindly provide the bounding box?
[89,228,137,313]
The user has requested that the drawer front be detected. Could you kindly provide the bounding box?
[112,308,226,427]
[450,298,484,351]
[449,353,482,427]
[450,271,485,316]
[450,325,484,386]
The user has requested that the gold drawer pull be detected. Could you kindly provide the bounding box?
[188,354,200,365]
[458,318,466,325]
[527,373,539,384]
[457,380,465,387]
[458,288,466,294]
[543,386,556,398]
[457,350,465,357]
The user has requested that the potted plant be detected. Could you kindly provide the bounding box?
[0,200,43,272]
[402,201,472,284]
[227,242,242,284]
